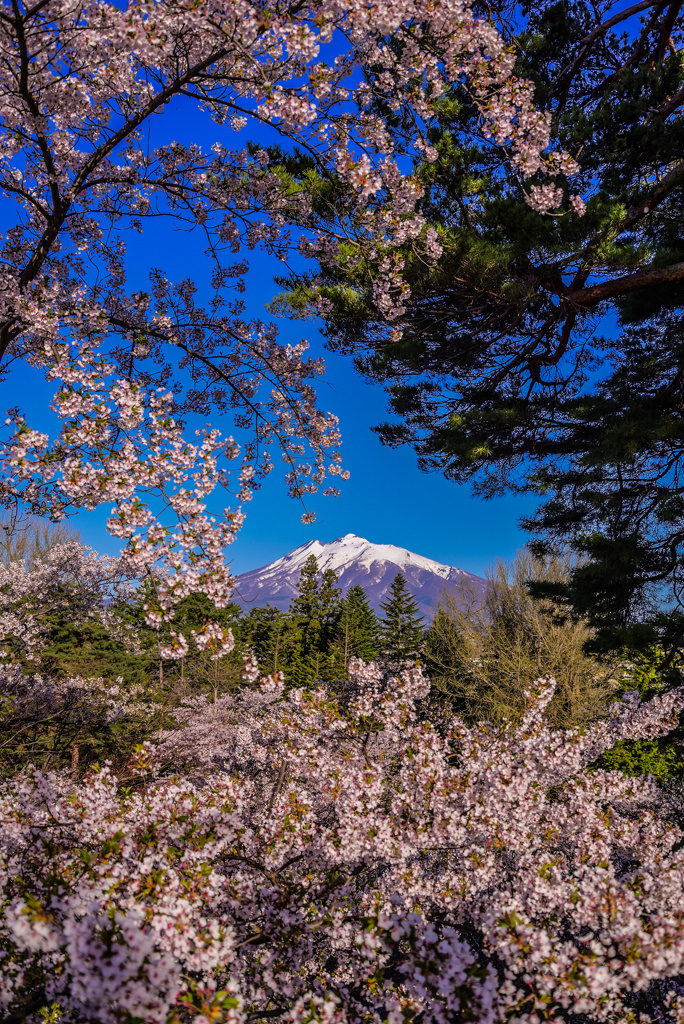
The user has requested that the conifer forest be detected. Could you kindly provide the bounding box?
[2,2,684,1023]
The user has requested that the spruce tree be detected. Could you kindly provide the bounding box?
[423,608,467,687]
[336,584,379,670]
[240,606,294,675]
[290,555,320,622]
[41,610,150,688]
[123,586,245,696]
[378,574,424,665]
[287,555,320,686]
[319,568,342,643]
[288,555,343,684]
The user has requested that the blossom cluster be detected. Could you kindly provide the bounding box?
[2,662,684,1024]
[0,542,135,663]
[0,0,582,608]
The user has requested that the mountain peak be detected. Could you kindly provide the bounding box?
[234,534,486,619]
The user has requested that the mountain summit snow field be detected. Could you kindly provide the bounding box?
[234,534,487,619]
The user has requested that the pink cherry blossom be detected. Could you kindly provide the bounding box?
[2,662,684,1024]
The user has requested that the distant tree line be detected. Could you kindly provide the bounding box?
[143,555,427,690]
[1,515,681,784]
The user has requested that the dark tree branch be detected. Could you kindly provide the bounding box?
[568,261,684,307]
[553,0,664,93]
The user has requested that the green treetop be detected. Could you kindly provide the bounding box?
[336,584,380,671]
[378,574,424,665]
[288,555,342,685]
[239,605,295,676]
[319,568,342,640]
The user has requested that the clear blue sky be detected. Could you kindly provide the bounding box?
[7,99,540,580]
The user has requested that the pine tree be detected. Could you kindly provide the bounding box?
[239,606,294,676]
[423,608,467,687]
[319,568,342,636]
[336,584,379,671]
[290,555,321,623]
[288,556,343,685]
[270,3,684,656]
[288,554,322,685]
[378,574,424,665]
[41,610,150,689]
[123,586,245,696]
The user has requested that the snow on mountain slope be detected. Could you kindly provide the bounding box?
[234,534,487,619]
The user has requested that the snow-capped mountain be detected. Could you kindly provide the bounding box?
[234,534,487,619]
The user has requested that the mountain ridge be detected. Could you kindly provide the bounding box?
[234,534,487,619]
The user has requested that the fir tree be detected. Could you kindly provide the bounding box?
[288,554,323,685]
[123,587,245,695]
[290,555,321,623]
[336,584,379,670]
[41,610,150,688]
[319,568,342,637]
[423,608,467,689]
[378,574,424,665]
[288,556,343,685]
[240,606,294,675]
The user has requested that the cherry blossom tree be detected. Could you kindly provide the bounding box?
[2,662,684,1024]
[0,0,579,627]
[0,540,134,664]
[0,662,150,775]
[0,8,627,1021]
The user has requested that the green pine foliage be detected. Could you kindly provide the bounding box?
[41,609,150,688]
[239,606,296,676]
[268,2,684,656]
[237,573,380,683]
[378,573,424,664]
[423,552,618,729]
[423,607,469,691]
[121,588,246,700]
[336,584,380,670]
[594,648,684,782]
[597,739,682,783]
[287,555,343,685]
[287,553,325,686]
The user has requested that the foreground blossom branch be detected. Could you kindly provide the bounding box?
[2,663,684,1024]
[0,0,579,615]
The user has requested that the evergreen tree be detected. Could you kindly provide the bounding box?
[288,554,323,685]
[378,574,424,665]
[423,552,620,730]
[336,584,379,670]
[270,2,684,656]
[41,610,150,689]
[592,647,684,782]
[123,586,245,696]
[290,555,321,623]
[288,555,343,685]
[319,568,342,641]
[168,593,245,699]
[423,607,467,690]
[240,606,294,676]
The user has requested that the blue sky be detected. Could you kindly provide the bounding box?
[7,98,541,580]
[10,272,538,580]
